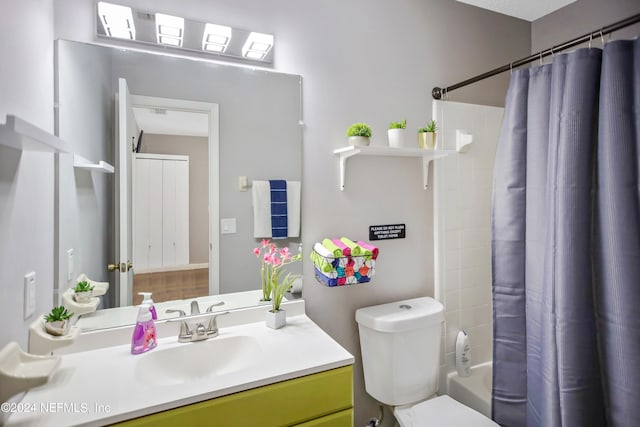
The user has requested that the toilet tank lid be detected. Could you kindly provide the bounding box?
[355,297,444,332]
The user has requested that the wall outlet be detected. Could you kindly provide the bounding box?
[24,272,36,319]
[67,248,74,282]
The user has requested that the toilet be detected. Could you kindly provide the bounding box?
[355,297,498,427]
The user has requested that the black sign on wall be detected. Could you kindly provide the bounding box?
[369,224,406,241]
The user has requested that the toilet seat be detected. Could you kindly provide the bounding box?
[394,395,498,427]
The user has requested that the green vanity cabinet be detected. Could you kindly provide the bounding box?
[114,365,353,427]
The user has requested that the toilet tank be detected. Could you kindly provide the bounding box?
[356,297,444,406]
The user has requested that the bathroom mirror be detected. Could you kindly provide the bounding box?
[55,40,302,329]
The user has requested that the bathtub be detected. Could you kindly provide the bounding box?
[447,361,492,418]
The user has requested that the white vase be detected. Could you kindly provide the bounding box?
[348,136,370,146]
[73,290,93,304]
[388,128,406,148]
[44,320,69,336]
[265,309,286,329]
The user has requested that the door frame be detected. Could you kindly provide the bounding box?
[128,94,220,297]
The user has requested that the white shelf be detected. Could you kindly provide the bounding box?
[0,115,68,153]
[73,155,114,173]
[333,145,455,190]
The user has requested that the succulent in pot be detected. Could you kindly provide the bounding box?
[418,119,438,149]
[346,122,373,146]
[43,306,74,336]
[388,119,407,148]
[73,280,95,303]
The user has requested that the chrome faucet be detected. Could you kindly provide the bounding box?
[165,302,228,343]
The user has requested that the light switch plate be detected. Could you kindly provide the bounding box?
[221,218,237,234]
[24,271,36,319]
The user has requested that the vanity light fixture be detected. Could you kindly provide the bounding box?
[98,2,135,40]
[242,32,274,60]
[156,13,184,47]
[202,24,232,53]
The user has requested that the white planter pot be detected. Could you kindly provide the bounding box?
[74,290,93,304]
[44,320,70,336]
[388,128,406,148]
[265,309,286,329]
[348,136,370,146]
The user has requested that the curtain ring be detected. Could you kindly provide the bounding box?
[589,33,593,49]
[600,29,605,46]
[510,62,513,74]
[539,52,543,65]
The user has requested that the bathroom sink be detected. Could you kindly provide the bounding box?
[135,335,260,386]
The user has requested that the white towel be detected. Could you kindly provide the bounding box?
[252,180,301,238]
[313,242,334,260]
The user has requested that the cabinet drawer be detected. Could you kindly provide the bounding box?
[293,408,353,427]
[115,365,353,426]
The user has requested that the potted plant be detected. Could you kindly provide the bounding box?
[253,240,302,329]
[388,119,407,148]
[418,120,438,149]
[43,306,74,336]
[73,280,94,303]
[346,123,372,146]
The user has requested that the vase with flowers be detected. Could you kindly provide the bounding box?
[253,239,302,329]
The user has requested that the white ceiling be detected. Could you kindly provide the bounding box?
[456,0,577,22]
[132,107,209,138]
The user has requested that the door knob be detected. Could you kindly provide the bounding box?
[107,263,119,272]
[127,261,133,271]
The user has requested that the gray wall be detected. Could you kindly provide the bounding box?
[0,0,55,350]
[532,0,640,52]
[141,134,209,264]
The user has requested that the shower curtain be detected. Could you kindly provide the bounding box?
[491,39,640,427]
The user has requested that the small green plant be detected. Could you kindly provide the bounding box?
[418,120,438,133]
[44,306,74,322]
[73,280,94,293]
[389,119,407,129]
[346,123,372,138]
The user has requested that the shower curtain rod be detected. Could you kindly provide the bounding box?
[432,13,640,100]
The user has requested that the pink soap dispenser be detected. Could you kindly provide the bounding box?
[131,303,157,355]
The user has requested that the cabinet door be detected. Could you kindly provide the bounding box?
[133,158,163,270]
[147,159,163,269]
[133,158,149,271]
[161,160,177,266]
[174,159,189,266]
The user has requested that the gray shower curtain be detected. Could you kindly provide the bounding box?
[491,38,640,427]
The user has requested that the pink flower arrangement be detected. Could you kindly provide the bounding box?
[253,239,301,311]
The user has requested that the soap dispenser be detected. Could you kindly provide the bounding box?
[138,292,157,320]
[131,304,157,355]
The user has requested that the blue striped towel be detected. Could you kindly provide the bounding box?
[269,180,288,239]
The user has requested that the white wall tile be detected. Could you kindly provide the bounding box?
[459,247,490,269]
[445,289,461,312]
[459,227,491,249]
[445,249,459,271]
[461,304,492,330]
[461,285,491,309]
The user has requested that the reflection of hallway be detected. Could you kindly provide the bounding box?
[132,265,208,305]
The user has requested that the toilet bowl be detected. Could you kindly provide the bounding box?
[355,297,498,427]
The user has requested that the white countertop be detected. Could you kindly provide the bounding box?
[5,314,354,427]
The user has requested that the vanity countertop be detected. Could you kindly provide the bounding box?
[4,314,354,427]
